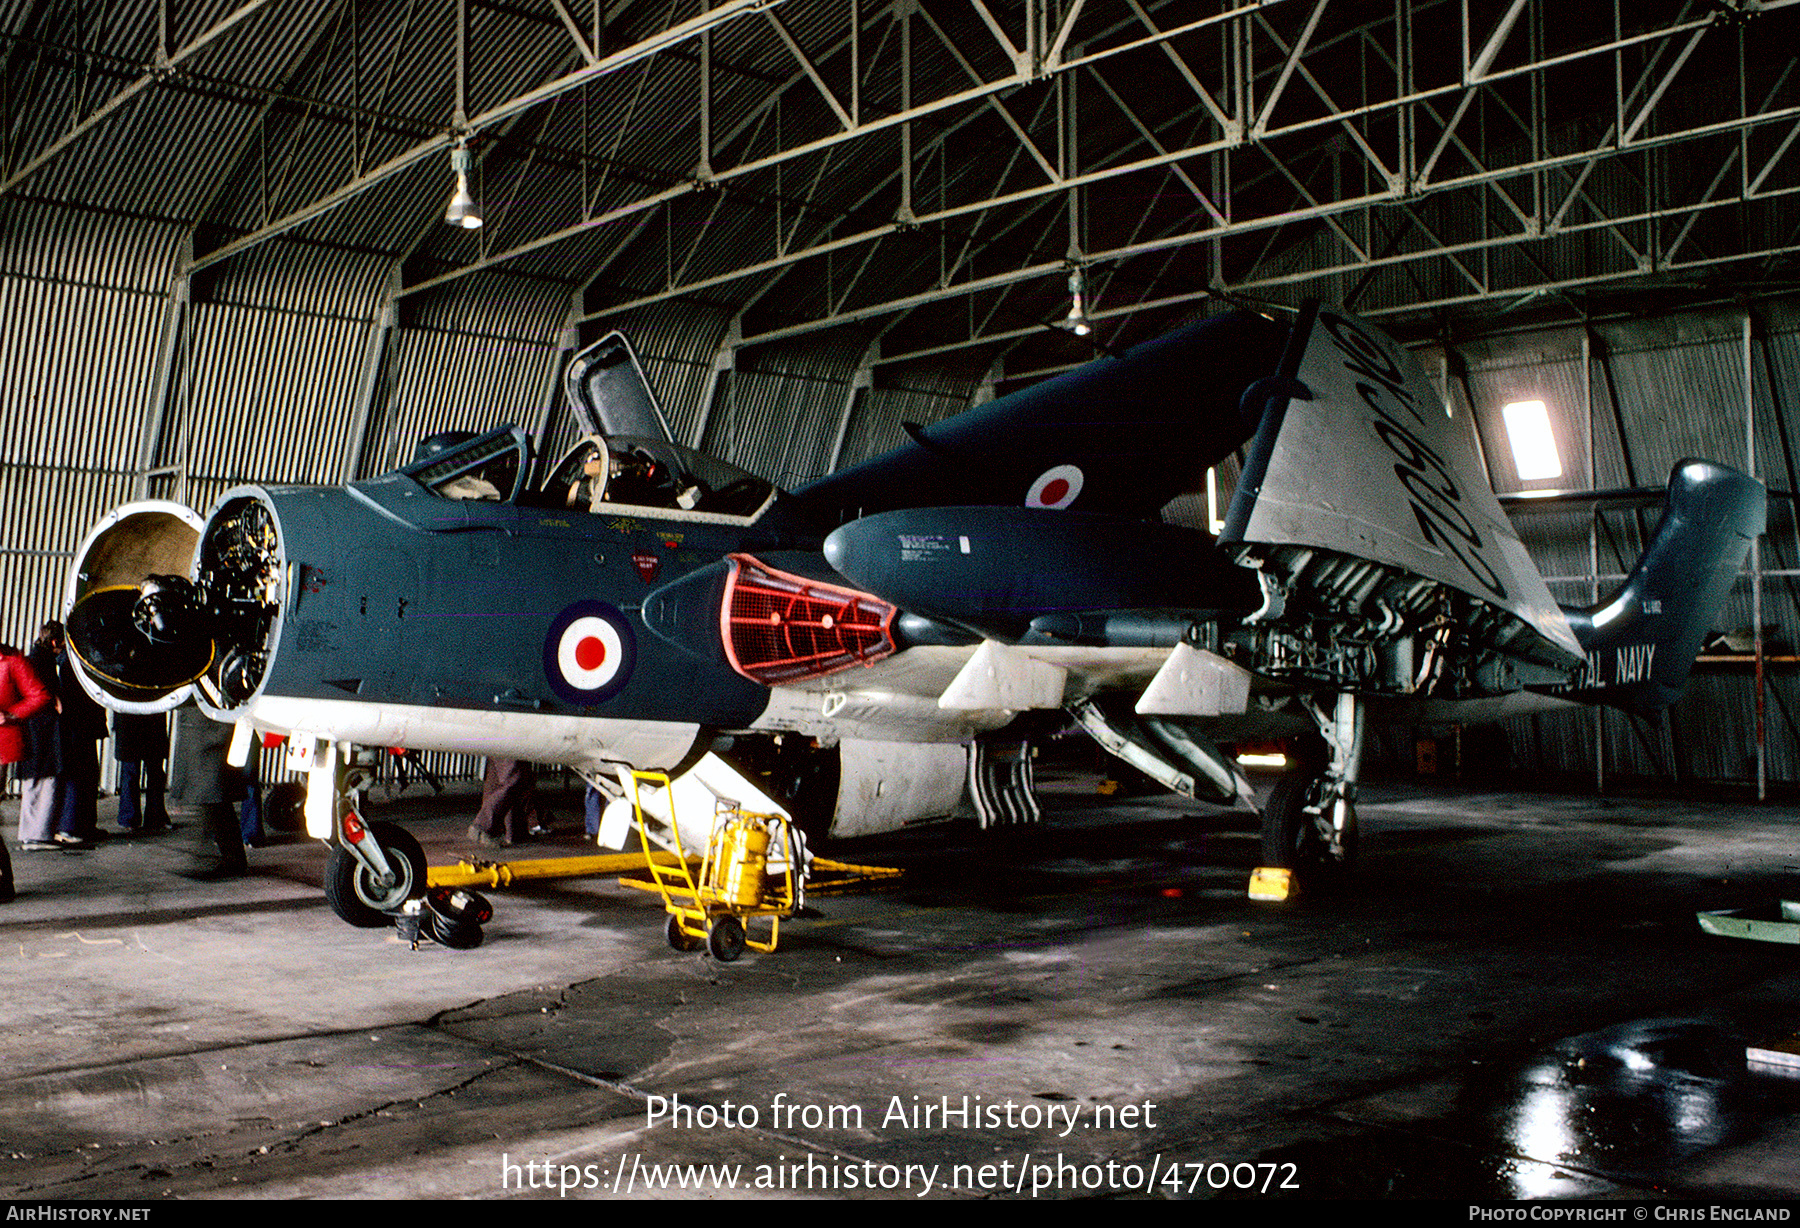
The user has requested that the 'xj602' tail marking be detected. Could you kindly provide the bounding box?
[1320,312,1509,604]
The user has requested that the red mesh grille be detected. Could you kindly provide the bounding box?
[720,554,897,685]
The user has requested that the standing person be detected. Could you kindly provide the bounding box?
[17,626,62,852]
[49,626,107,845]
[468,757,541,847]
[237,746,263,848]
[0,638,52,903]
[113,712,170,834]
[167,704,247,879]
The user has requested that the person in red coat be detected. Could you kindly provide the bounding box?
[0,642,52,902]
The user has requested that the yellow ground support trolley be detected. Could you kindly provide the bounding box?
[627,770,803,962]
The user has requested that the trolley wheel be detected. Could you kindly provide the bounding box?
[666,912,703,952]
[706,915,746,962]
[325,821,426,928]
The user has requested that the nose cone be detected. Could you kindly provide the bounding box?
[820,520,866,582]
[66,586,213,704]
[64,501,208,712]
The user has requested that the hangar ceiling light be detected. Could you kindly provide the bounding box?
[1060,268,1092,337]
[443,144,482,230]
[1502,400,1563,482]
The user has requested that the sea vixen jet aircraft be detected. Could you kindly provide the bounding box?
[62,303,1764,923]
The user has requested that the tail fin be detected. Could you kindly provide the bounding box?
[1561,460,1765,717]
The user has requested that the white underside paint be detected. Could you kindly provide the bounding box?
[750,644,1176,743]
[830,740,968,837]
[939,641,1068,710]
[603,751,798,859]
[244,695,703,771]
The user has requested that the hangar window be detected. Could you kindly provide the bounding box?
[1501,399,1563,482]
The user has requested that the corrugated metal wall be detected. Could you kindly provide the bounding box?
[703,332,869,488]
[1409,299,1800,789]
[0,201,179,647]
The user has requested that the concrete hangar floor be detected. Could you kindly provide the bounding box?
[2,763,1800,1202]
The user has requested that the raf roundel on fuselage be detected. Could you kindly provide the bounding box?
[544,600,637,706]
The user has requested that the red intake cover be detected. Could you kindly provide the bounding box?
[720,554,897,685]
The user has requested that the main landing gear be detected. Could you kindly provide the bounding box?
[1250,692,1363,903]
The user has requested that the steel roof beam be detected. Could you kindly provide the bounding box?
[186,0,782,274]
[746,164,1800,354]
[763,7,852,130]
[915,3,1060,184]
[1120,0,1236,134]
[586,81,1184,324]
[1084,67,1221,218]
[401,0,1257,299]
[876,186,1800,367]
[875,285,1218,366]
[0,0,277,197]
[547,0,600,67]
[584,69,1800,330]
[401,2,1796,339]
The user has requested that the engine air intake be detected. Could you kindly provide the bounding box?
[720,554,896,685]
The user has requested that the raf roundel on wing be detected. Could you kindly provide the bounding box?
[1026,464,1084,509]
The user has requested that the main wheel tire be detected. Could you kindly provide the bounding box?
[706,915,746,962]
[1259,771,1334,862]
[666,913,703,952]
[1259,771,1358,898]
[324,820,427,928]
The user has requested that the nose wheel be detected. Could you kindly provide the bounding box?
[325,819,426,927]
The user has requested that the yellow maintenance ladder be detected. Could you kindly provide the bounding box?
[424,770,901,959]
[617,769,903,961]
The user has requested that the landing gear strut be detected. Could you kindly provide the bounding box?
[1251,693,1363,901]
[303,739,428,928]
[326,820,425,927]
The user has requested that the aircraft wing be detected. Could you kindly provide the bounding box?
[1223,302,1584,667]
[790,311,1288,522]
